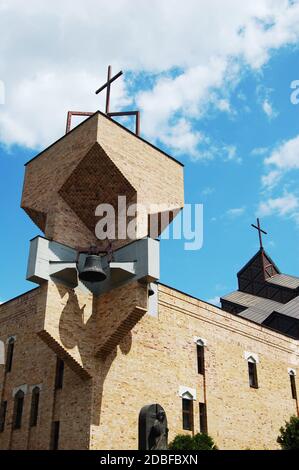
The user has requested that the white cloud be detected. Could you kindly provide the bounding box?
[154,117,204,157]
[226,207,246,218]
[223,145,242,163]
[251,146,269,156]
[259,135,299,227]
[136,57,229,155]
[262,134,299,189]
[265,134,299,170]
[217,99,232,113]
[201,187,215,197]
[256,84,279,119]
[257,192,299,217]
[0,0,299,152]
[182,140,242,163]
[261,169,282,189]
[262,99,278,119]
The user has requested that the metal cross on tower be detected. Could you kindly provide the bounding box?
[66,65,140,136]
[95,65,140,136]
[95,65,123,114]
[251,218,267,250]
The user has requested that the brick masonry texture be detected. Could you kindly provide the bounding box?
[1,114,298,450]
[0,283,298,450]
[21,112,184,250]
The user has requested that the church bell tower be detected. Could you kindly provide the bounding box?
[21,83,184,378]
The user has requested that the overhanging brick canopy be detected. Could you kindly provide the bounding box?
[21,112,184,249]
[59,143,136,234]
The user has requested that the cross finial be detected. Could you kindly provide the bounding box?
[95,65,140,136]
[251,218,267,250]
[95,65,123,114]
[65,66,141,135]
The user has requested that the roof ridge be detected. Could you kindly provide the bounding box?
[274,272,299,280]
[237,248,280,278]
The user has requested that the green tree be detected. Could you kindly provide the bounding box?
[277,416,299,450]
[169,433,218,450]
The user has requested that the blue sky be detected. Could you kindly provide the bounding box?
[160,47,299,303]
[0,1,299,304]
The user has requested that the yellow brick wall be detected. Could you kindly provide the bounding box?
[0,283,298,450]
[0,288,92,450]
[90,284,299,450]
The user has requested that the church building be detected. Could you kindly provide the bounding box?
[0,95,298,450]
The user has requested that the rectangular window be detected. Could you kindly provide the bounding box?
[290,374,297,400]
[199,402,208,434]
[30,388,40,427]
[248,361,258,389]
[197,345,205,375]
[182,398,193,431]
[50,421,60,450]
[0,401,7,433]
[13,391,24,430]
[55,357,64,390]
[5,339,15,373]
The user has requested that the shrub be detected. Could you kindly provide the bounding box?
[169,433,217,450]
[192,433,218,450]
[277,416,299,450]
[169,434,194,450]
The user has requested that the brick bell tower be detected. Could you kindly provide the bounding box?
[21,107,184,380]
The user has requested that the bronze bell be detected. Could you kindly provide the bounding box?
[79,254,107,283]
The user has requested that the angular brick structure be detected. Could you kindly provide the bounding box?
[0,113,298,450]
[21,111,184,249]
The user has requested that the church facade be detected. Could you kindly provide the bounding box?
[0,112,298,450]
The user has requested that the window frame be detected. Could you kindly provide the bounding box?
[50,421,60,450]
[182,398,193,431]
[248,360,259,389]
[55,357,64,390]
[13,390,25,430]
[199,402,208,434]
[289,372,297,400]
[0,401,7,433]
[196,343,205,375]
[5,337,15,373]
[30,386,40,427]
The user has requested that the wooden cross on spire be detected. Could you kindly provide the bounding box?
[251,218,267,250]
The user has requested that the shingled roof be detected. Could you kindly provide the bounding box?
[276,296,299,320]
[266,273,299,290]
[220,248,299,339]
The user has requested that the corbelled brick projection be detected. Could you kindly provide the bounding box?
[21,112,184,249]
[0,112,298,450]
[59,143,136,237]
